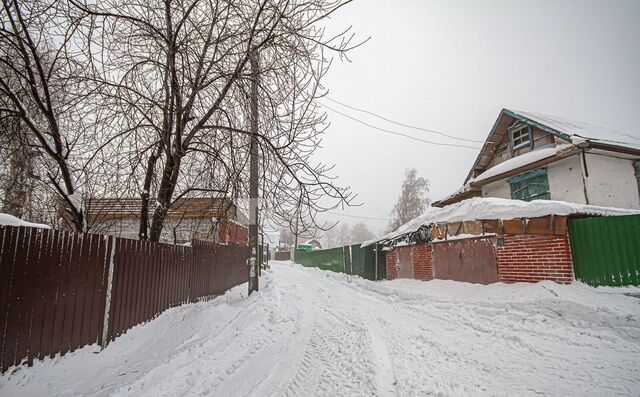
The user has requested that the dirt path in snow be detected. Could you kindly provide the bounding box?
[2,261,640,396]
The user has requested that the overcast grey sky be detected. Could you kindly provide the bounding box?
[312,0,640,235]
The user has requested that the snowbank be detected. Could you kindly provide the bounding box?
[362,197,640,246]
[3,261,640,397]
[0,213,50,229]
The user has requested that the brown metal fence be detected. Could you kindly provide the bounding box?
[0,226,249,373]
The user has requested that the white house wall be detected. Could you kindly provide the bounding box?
[90,217,218,243]
[547,155,587,204]
[481,155,587,203]
[481,179,511,199]
[583,153,640,209]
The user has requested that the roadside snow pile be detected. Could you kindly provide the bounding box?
[362,197,640,246]
[0,213,50,229]
[2,261,640,396]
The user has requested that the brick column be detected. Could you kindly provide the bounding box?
[496,234,574,284]
[385,249,398,280]
[411,243,434,281]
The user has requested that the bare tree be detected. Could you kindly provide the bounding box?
[322,222,341,249]
[1,0,364,240]
[0,0,89,231]
[350,221,373,244]
[388,168,430,232]
[0,117,36,218]
[73,0,364,242]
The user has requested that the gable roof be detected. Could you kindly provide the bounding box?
[86,197,244,221]
[464,108,640,184]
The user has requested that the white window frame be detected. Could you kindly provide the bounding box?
[509,123,533,153]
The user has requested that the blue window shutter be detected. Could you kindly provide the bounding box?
[508,168,550,201]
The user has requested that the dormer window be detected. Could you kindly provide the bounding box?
[509,123,533,153]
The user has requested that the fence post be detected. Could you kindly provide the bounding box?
[342,246,346,273]
[375,244,379,280]
[101,237,117,349]
[349,245,353,275]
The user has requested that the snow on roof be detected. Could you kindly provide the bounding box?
[0,213,50,229]
[470,144,572,183]
[434,185,467,204]
[361,197,640,247]
[508,109,640,151]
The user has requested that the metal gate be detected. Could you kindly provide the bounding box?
[432,236,498,284]
[569,214,640,286]
[396,246,413,278]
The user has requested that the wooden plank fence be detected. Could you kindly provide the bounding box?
[0,226,249,373]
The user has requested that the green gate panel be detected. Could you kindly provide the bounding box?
[294,244,387,280]
[350,244,366,278]
[295,247,344,273]
[569,214,640,287]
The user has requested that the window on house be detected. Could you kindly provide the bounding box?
[509,123,533,153]
[508,168,550,201]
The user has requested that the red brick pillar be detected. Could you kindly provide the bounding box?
[411,243,434,281]
[385,249,398,280]
[496,234,574,284]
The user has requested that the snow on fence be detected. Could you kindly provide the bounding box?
[0,226,249,373]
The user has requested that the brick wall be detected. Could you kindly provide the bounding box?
[496,234,573,284]
[385,250,398,280]
[218,220,248,245]
[411,243,434,281]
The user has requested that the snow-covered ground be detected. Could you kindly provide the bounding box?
[2,261,640,396]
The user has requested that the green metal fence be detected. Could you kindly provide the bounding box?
[295,247,345,273]
[569,214,640,287]
[294,244,386,281]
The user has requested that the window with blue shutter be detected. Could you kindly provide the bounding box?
[508,168,550,201]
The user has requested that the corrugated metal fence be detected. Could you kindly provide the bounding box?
[569,214,640,287]
[0,226,249,373]
[294,244,386,281]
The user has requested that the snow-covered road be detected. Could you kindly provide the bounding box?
[2,261,640,396]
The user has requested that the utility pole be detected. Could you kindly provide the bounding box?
[293,199,300,261]
[248,48,259,295]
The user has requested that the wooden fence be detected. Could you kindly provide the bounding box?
[0,226,249,373]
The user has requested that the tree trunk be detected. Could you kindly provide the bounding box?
[148,153,182,242]
[138,145,162,240]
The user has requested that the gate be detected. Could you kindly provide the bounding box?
[432,236,498,284]
[396,246,413,278]
[569,214,640,286]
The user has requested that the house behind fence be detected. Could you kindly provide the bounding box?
[0,225,249,373]
[84,197,248,245]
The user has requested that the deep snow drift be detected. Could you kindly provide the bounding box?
[1,261,639,396]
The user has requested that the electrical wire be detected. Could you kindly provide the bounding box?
[325,211,390,221]
[318,102,481,150]
[325,97,484,144]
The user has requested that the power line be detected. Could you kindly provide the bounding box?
[318,102,481,150]
[325,211,390,221]
[325,97,484,144]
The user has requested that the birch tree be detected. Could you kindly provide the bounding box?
[387,168,430,232]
